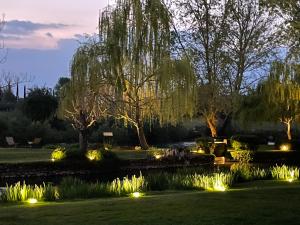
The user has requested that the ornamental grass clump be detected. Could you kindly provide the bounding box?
[1,182,57,202]
[271,165,299,182]
[109,173,147,196]
[58,177,109,199]
[51,147,66,161]
[192,172,234,191]
[230,164,269,181]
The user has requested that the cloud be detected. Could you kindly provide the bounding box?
[45,32,53,38]
[0,20,80,49]
[3,20,68,35]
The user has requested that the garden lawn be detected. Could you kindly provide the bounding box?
[0,148,52,163]
[0,148,161,163]
[1,181,300,225]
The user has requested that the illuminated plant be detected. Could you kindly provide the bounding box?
[230,150,253,163]
[192,172,234,192]
[109,173,147,196]
[271,165,299,182]
[51,147,66,161]
[1,182,57,202]
[86,150,102,161]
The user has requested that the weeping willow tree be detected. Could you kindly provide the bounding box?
[259,61,300,140]
[99,0,196,149]
[59,43,109,153]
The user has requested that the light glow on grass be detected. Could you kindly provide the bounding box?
[154,154,162,160]
[280,144,290,151]
[131,192,143,198]
[287,171,295,182]
[211,180,227,192]
[86,150,102,161]
[27,198,38,204]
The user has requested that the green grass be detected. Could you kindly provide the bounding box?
[0,148,52,163]
[0,181,300,225]
[0,148,160,163]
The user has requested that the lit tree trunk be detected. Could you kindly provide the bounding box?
[137,123,149,150]
[281,117,292,141]
[79,129,88,153]
[206,114,218,138]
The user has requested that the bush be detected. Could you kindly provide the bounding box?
[195,137,213,154]
[230,135,259,151]
[51,147,67,161]
[86,150,102,161]
[230,150,253,163]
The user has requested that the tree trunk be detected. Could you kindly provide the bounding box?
[286,121,292,141]
[137,124,149,150]
[207,116,218,138]
[79,129,88,153]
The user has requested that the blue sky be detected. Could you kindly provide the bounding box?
[0,0,111,88]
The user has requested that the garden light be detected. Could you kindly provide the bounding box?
[131,192,141,198]
[27,198,38,204]
[280,144,290,151]
[212,181,227,192]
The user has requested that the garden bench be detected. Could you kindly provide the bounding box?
[27,138,42,148]
[5,136,18,147]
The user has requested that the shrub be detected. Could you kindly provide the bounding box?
[230,135,259,151]
[196,137,213,154]
[230,150,253,163]
[86,150,102,161]
[51,147,66,161]
[271,165,299,181]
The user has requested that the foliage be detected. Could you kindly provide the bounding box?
[22,87,58,122]
[230,135,260,151]
[1,182,57,202]
[58,177,109,199]
[51,147,66,161]
[109,173,147,196]
[230,150,253,163]
[175,0,280,137]
[271,165,299,181]
[86,150,102,161]
[54,77,70,97]
[58,43,109,152]
[59,173,146,199]
[195,137,214,154]
[98,0,196,149]
[230,164,268,181]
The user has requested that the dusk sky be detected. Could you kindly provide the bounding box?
[0,0,111,88]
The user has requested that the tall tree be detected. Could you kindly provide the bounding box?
[22,87,58,122]
[262,0,300,57]
[174,0,280,137]
[59,43,109,153]
[240,61,300,140]
[54,77,70,97]
[261,61,300,140]
[99,0,196,149]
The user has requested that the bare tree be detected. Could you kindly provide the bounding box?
[174,0,281,137]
